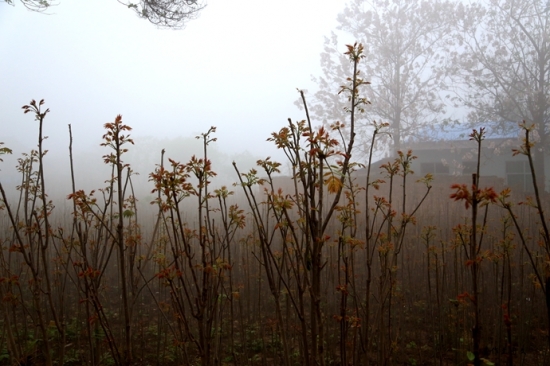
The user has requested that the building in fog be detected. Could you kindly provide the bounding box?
[396,126,549,192]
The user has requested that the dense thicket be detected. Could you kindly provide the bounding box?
[1,42,549,366]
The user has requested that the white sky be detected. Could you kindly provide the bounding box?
[0,0,348,162]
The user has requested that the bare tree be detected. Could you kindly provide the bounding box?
[121,0,205,28]
[4,0,53,12]
[311,0,457,157]
[451,0,550,190]
[4,0,205,28]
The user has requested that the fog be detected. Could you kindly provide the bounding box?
[3,3,550,365]
[0,0,347,192]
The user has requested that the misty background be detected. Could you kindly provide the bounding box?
[2,0,548,201]
[0,1,350,199]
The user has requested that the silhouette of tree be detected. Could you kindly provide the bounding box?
[4,0,205,28]
[310,0,457,157]
[451,0,550,190]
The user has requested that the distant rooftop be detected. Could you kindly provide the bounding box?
[402,122,523,150]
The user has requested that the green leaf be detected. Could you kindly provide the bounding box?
[481,358,495,366]
[467,351,475,361]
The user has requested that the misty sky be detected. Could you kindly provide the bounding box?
[0,1,349,164]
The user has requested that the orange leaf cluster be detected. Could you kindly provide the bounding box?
[450,184,498,209]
